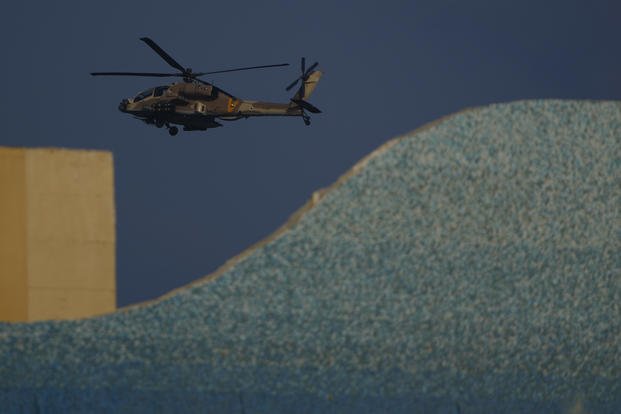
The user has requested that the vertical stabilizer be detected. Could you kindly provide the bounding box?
[293,70,322,101]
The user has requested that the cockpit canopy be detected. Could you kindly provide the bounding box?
[133,85,168,102]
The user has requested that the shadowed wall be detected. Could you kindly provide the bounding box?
[0,147,115,321]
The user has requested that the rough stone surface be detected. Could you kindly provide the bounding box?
[1,100,619,412]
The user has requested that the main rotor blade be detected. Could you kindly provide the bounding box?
[140,37,186,73]
[91,71,180,77]
[196,63,289,76]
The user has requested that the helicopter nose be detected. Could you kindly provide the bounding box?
[118,99,129,112]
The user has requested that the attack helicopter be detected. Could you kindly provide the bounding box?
[91,37,322,136]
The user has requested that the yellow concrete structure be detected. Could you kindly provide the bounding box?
[0,147,115,321]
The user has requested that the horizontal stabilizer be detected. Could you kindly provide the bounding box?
[291,99,322,114]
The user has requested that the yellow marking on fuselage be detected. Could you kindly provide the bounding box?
[227,98,239,113]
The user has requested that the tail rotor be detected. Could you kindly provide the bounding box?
[286,57,319,97]
[286,57,321,126]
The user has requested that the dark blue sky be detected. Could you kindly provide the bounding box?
[1,1,619,306]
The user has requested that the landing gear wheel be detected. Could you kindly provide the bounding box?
[168,126,179,136]
[155,119,165,128]
[303,115,311,126]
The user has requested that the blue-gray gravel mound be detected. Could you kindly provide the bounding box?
[1,100,620,413]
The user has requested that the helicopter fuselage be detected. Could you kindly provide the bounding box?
[119,81,302,132]
[92,38,322,135]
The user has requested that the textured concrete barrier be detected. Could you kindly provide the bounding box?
[0,100,619,412]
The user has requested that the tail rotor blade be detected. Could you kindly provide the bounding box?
[286,78,301,91]
[305,61,319,75]
[286,58,319,95]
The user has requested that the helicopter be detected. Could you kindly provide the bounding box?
[91,37,322,136]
